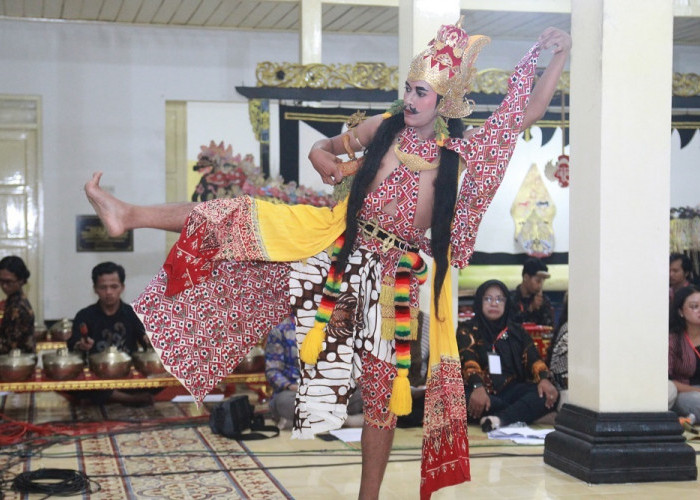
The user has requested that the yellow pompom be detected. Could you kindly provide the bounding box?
[299,323,326,365]
[389,368,412,416]
[382,112,391,119]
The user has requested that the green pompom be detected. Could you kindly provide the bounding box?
[383,99,405,118]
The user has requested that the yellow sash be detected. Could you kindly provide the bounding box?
[256,197,348,261]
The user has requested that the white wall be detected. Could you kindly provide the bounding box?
[476,127,570,253]
[674,45,700,73]
[0,19,394,319]
[671,129,700,207]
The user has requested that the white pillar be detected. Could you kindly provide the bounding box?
[398,0,460,85]
[300,0,322,64]
[402,0,460,320]
[568,0,673,412]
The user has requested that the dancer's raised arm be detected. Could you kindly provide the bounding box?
[523,27,571,130]
[308,113,382,185]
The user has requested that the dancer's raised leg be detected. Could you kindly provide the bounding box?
[85,172,196,236]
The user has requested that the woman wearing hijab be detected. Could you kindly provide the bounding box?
[457,279,558,431]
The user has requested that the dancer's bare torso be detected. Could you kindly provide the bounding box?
[364,127,478,237]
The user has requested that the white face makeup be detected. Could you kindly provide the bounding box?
[403,80,439,139]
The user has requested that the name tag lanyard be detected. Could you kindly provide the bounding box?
[684,332,700,359]
[488,327,508,375]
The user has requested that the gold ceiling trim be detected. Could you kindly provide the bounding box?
[256,62,700,97]
[256,62,397,91]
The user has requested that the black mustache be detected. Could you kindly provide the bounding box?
[405,105,417,114]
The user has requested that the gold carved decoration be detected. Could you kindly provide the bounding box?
[674,72,700,97]
[471,69,510,94]
[248,99,270,144]
[256,62,397,90]
[473,69,570,94]
[256,61,700,97]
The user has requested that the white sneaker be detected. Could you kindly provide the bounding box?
[277,417,292,430]
[343,414,365,428]
[480,416,501,432]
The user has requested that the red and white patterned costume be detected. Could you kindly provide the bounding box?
[132,42,539,497]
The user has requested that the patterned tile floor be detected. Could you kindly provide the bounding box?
[1,390,699,499]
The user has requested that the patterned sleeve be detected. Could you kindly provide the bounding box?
[0,295,35,353]
[67,309,85,351]
[537,295,555,327]
[264,322,294,392]
[520,329,548,382]
[448,44,541,268]
[456,323,486,385]
[668,333,684,380]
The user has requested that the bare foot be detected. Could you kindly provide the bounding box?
[84,172,129,237]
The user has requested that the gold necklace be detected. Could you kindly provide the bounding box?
[393,144,439,172]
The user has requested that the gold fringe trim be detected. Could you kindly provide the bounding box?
[394,145,439,172]
[379,280,419,340]
[381,312,419,341]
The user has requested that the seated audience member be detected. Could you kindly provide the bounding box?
[669,380,678,413]
[264,315,363,429]
[668,285,700,421]
[670,253,693,303]
[511,258,554,327]
[67,262,153,406]
[458,279,559,432]
[0,256,35,354]
[547,292,569,393]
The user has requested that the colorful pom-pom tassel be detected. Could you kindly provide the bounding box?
[300,322,327,364]
[389,368,412,416]
[301,234,345,366]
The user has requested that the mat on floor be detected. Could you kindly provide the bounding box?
[1,392,292,499]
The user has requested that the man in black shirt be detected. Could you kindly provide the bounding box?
[511,258,554,327]
[68,262,153,405]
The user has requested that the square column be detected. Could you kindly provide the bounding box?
[398,0,459,82]
[544,0,696,482]
[300,0,322,64]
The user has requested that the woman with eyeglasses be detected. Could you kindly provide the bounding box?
[668,285,700,422]
[0,255,35,354]
[457,279,558,431]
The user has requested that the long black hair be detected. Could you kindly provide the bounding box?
[670,285,700,335]
[0,255,30,283]
[335,112,464,312]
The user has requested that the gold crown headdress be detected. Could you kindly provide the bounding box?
[406,17,490,119]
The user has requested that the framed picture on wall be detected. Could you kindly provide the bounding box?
[75,215,133,252]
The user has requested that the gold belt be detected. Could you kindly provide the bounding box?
[358,219,418,254]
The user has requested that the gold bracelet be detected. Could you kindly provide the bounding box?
[351,127,366,149]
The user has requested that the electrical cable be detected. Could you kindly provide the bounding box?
[11,468,100,497]
[0,412,209,451]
